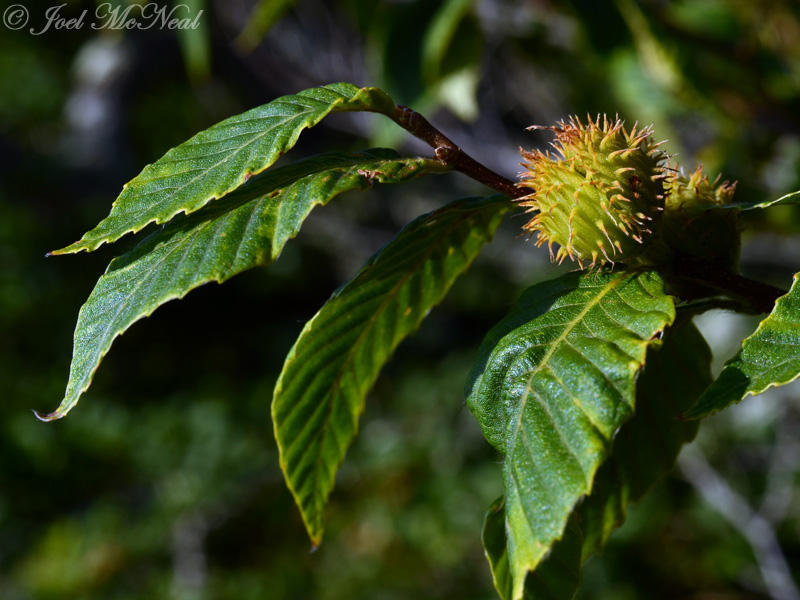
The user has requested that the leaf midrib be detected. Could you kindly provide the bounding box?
[508,274,626,452]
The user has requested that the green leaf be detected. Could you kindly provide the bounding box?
[235,0,296,53]
[420,0,482,121]
[421,0,474,83]
[272,195,511,545]
[722,189,800,211]
[37,150,445,421]
[481,320,710,599]
[685,272,800,419]
[52,83,396,255]
[176,0,210,83]
[468,271,675,600]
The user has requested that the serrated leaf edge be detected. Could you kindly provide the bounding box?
[51,84,396,255]
[685,272,799,419]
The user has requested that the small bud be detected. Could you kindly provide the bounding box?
[518,115,667,268]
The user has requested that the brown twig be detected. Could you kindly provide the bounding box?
[674,257,787,314]
[389,104,526,199]
[674,297,761,322]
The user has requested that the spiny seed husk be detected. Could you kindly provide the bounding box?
[518,114,668,268]
[666,164,737,210]
[662,165,740,270]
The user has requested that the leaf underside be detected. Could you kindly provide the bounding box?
[272,195,511,545]
[686,271,800,419]
[467,270,675,599]
[52,83,396,254]
[38,149,446,421]
[482,320,710,599]
[724,188,800,211]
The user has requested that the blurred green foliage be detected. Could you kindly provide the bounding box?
[1,0,798,598]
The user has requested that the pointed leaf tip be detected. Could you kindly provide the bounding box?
[33,408,63,422]
[48,246,78,256]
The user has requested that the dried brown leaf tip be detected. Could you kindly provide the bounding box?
[518,115,668,268]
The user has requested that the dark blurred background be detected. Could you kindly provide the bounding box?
[1,0,799,598]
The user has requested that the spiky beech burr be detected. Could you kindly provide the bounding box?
[517,115,669,268]
[662,165,740,270]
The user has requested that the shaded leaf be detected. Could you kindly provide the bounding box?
[176,0,210,83]
[420,0,482,120]
[421,0,476,83]
[482,320,710,599]
[577,320,708,554]
[236,0,297,53]
[53,83,396,254]
[483,496,583,600]
[468,271,675,599]
[272,195,511,544]
[685,272,800,419]
[38,150,445,421]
